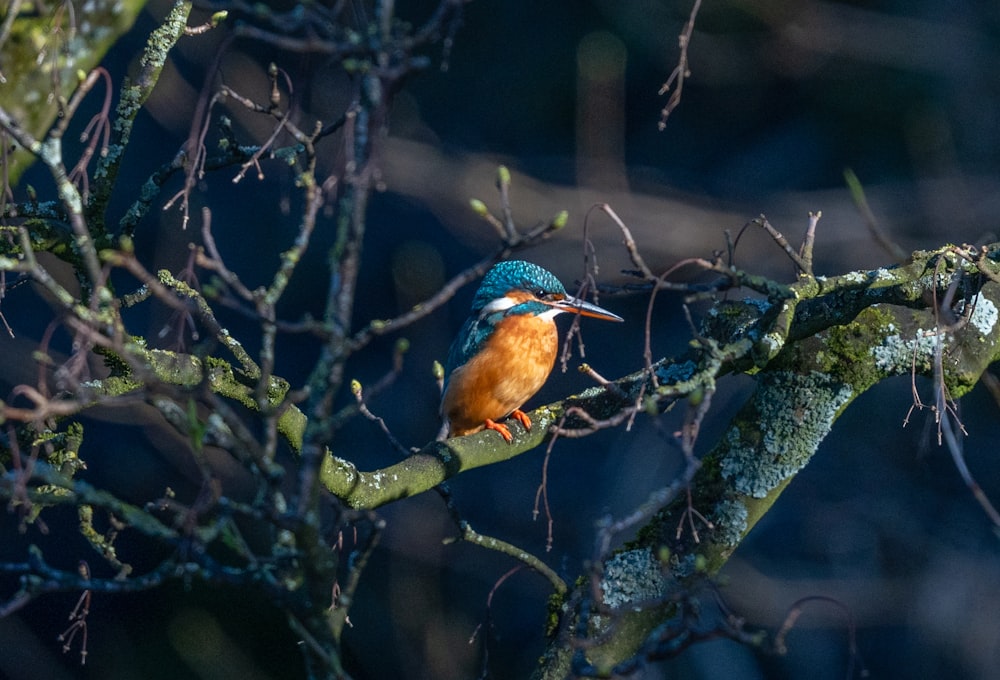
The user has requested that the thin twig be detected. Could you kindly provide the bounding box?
[658,0,703,130]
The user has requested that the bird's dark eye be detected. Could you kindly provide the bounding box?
[535,289,547,299]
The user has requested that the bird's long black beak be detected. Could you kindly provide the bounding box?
[554,295,623,322]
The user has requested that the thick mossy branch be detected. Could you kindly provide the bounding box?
[320,407,564,509]
[90,343,303,451]
[534,248,1000,678]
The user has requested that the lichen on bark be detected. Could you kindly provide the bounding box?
[0,0,148,186]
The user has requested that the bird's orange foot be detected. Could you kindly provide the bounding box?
[483,410,531,444]
[484,419,514,443]
[511,408,532,432]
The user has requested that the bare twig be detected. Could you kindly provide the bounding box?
[844,168,908,262]
[774,596,867,680]
[658,0,703,130]
[447,521,567,595]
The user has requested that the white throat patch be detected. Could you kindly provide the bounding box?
[535,307,563,321]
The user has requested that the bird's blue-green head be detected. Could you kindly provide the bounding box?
[470,260,622,322]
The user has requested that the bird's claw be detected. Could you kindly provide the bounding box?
[483,410,532,444]
[511,409,532,432]
[484,419,514,443]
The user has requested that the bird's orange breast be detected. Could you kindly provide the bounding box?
[442,314,558,436]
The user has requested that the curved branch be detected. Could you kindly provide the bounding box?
[534,251,1000,678]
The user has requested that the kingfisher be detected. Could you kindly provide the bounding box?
[441,260,623,442]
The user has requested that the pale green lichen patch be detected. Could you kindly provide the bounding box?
[871,328,944,374]
[839,270,868,285]
[701,297,772,343]
[656,360,696,385]
[710,499,749,548]
[873,267,897,283]
[321,454,359,495]
[669,552,700,578]
[600,548,667,610]
[961,295,999,337]
[720,371,853,498]
[368,470,396,490]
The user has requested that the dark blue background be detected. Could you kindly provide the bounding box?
[2,1,1000,678]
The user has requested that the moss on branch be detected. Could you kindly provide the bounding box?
[0,0,148,187]
[535,246,1000,678]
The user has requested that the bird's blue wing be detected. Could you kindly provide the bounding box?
[443,313,498,390]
